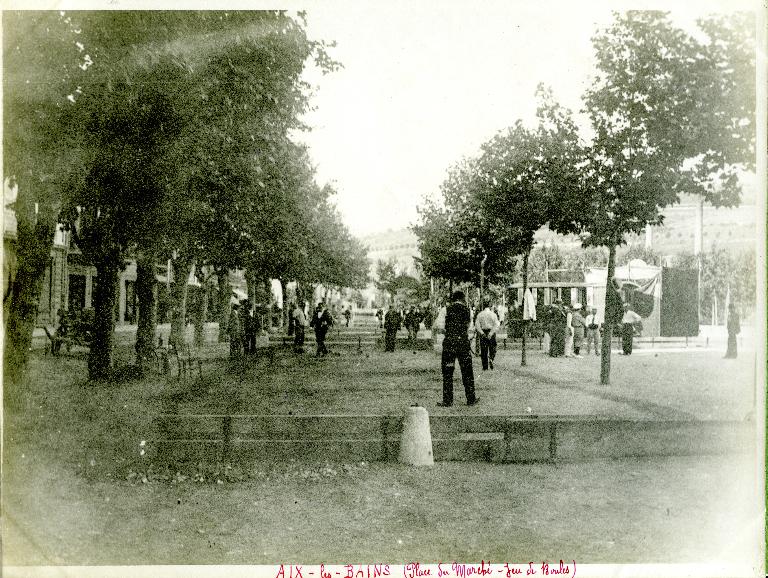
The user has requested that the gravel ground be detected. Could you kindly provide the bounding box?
[172,345,756,421]
[2,347,761,570]
[3,451,760,566]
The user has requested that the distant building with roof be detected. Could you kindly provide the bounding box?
[357,194,756,285]
[359,228,421,280]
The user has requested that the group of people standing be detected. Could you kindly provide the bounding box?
[227,300,262,357]
[544,301,600,358]
[287,301,334,357]
[544,300,645,358]
[382,304,427,352]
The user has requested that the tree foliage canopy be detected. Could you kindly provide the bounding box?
[413,156,518,285]
[563,11,755,248]
[3,11,369,381]
[33,11,365,291]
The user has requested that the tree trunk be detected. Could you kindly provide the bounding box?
[135,250,156,370]
[279,278,288,328]
[168,256,193,351]
[194,278,209,347]
[88,259,119,381]
[268,278,277,329]
[521,251,529,367]
[294,281,304,307]
[4,216,56,406]
[600,243,618,385]
[246,269,257,305]
[216,268,230,342]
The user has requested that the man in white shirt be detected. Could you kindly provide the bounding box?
[585,307,600,356]
[292,301,307,353]
[475,298,500,370]
[620,303,642,355]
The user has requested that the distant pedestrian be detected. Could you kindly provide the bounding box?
[384,305,401,352]
[375,307,384,329]
[620,303,642,355]
[564,306,575,358]
[585,307,600,356]
[343,307,352,327]
[292,301,307,353]
[475,298,500,371]
[422,306,434,329]
[549,301,566,357]
[438,290,477,407]
[405,306,420,342]
[724,303,740,359]
[310,302,333,357]
[228,304,242,358]
[571,304,586,357]
[241,300,258,354]
[287,302,295,336]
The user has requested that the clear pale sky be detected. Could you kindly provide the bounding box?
[296,0,755,237]
[6,0,756,237]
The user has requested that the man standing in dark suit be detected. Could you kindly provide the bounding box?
[439,290,477,407]
[310,302,333,357]
[241,300,257,354]
[383,304,401,352]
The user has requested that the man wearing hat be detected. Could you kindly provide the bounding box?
[228,303,242,358]
[310,302,333,357]
[475,297,500,370]
[292,301,307,353]
[571,303,586,358]
[620,302,642,355]
[585,306,600,356]
[383,303,402,352]
[549,300,567,357]
[439,290,477,407]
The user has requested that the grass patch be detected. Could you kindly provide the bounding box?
[2,345,759,566]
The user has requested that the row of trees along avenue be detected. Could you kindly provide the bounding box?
[4,11,369,394]
[414,12,755,384]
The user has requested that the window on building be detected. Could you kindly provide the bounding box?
[68,274,86,312]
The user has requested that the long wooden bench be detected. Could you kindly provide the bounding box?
[147,413,755,465]
[166,343,202,379]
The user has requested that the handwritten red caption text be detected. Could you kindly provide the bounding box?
[275,561,576,578]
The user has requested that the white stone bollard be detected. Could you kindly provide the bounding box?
[398,405,434,466]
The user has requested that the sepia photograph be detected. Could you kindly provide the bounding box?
[2,1,765,576]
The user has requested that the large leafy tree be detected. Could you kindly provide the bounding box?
[59,12,303,378]
[64,57,189,379]
[3,12,92,396]
[154,18,334,348]
[413,157,518,289]
[9,11,339,381]
[554,11,755,384]
[302,186,370,291]
[475,88,582,365]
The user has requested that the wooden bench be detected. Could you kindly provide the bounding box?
[148,413,754,465]
[167,343,202,379]
[38,325,90,356]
